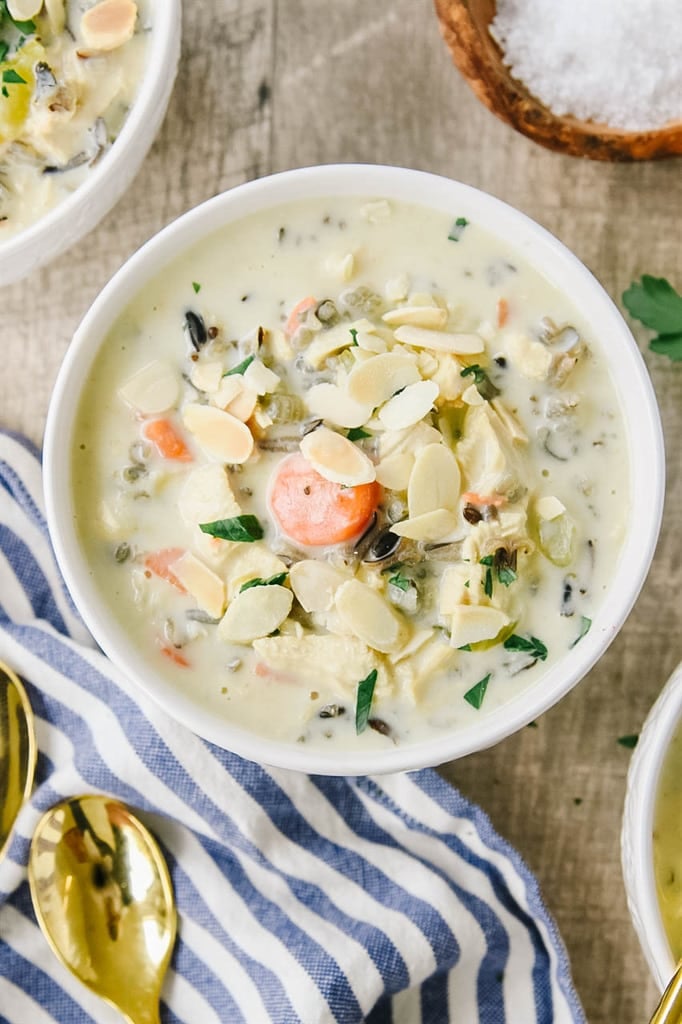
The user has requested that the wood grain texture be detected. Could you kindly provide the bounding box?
[3,2,682,1021]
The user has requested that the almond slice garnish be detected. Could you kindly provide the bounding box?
[393,325,485,355]
[7,0,43,19]
[335,579,406,654]
[305,383,374,429]
[390,508,459,542]
[347,352,420,407]
[449,605,510,649]
[289,560,349,613]
[382,306,448,329]
[218,585,293,644]
[169,552,226,619]
[300,426,376,486]
[80,0,137,52]
[378,379,439,430]
[407,443,461,517]
[119,360,179,415]
[182,403,254,463]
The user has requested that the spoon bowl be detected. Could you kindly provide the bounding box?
[434,0,682,161]
[0,661,36,862]
[29,795,176,1024]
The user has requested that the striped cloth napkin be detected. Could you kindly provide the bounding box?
[0,430,586,1024]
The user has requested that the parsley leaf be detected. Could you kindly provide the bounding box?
[349,328,359,346]
[347,426,370,442]
[355,669,378,734]
[483,566,493,598]
[0,41,8,63]
[464,673,491,709]
[192,281,201,294]
[2,68,25,83]
[200,514,263,542]
[503,634,548,661]
[497,566,517,587]
[622,276,682,362]
[570,615,592,648]
[388,571,411,592]
[617,734,639,750]
[239,572,288,592]
[223,355,255,376]
[448,216,469,242]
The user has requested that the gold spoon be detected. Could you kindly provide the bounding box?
[0,660,36,862]
[29,794,177,1024]
[650,961,682,1023]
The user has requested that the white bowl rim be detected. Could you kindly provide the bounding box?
[622,661,682,989]
[0,0,182,284]
[43,163,666,775]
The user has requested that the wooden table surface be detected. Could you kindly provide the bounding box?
[4,2,681,1021]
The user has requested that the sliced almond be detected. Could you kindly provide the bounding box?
[375,451,414,491]
[304,383,373,429]
[439,565,472,616]
[253,634,382,693]
[347,352,420,407]
[378,379,439,431]
[390,508,459,542]
[379,421,442,461]
[225,386,258,423]
[190,360,223,394]
[462,383,485,406]
[335,579,406,654]
[119,360,179,415]
[393,325,485,355]
[300,426,376,486]
[408,443,460,517]
[382,306,448,329]
[7,0,43,19]
[385,273,410,303]
[303,323,355,369]
[225,545,288,600]
[243,359,280,396]
[218,585,293,644]
[289,560,349,613]
[354,330,387,354]
[535,495,566,521]
[324,252,356,281]
[182,404,254,464]
[506,332,552,380]
[80,0,137,51]
[170,552,226,619]
[490,399,528,444]
[449,605,510,649]
[178,464,241,526]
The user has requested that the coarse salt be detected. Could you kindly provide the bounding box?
[490,0,682,131]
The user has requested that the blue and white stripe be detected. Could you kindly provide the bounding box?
[0,430,586,1024]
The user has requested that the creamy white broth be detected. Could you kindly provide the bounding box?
[654,723,682,959]
[0,0,148,239]
[72,196,629,751]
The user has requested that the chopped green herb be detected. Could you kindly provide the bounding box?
[503,634,548,661]
[483,567,493,598]
[622,275,682,362]
[347,426,370,442]
[570,615,592,649]
[200,514,264,542]
[1,85,7,97]
[464,579,470,588]
[355,668,378,734]
[224,354,255,376]
[479,555,494,566]
[458,644,472,652]
[460,363,501,400]
[497,566,517,587]
[239,572,288,593]
[349,328,359,346]
[2,68,25,83]
[388,571,411,592]
[526,720,538,729]
[448,216,469,242]
[464,673,491,709]
[192,281,201,294]
[617,734,639,750]
[0,41,8,63]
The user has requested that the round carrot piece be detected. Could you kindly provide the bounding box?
[269,453,381,547]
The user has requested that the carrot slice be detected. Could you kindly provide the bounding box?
[497,298,509,328]
[462,491,507,508]
[143,418,192,461]
[159,645,191,668]
[145,548,187,591]
[285,296,317,338]
[269,453,381,547]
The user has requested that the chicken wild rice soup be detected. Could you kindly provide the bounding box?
[72,197,629,750]
[0,0,147,238]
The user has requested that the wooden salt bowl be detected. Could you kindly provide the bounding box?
[434,0,682,161]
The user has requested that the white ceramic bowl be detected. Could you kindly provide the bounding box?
[43,164,665,775]
[622,661,682,989]
[0,1,181,287]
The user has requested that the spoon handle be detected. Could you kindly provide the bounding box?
[650,963,682,1024]
[125,1006,161,1024]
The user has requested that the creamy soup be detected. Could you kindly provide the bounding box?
[0,0,147,239]
[654,721,682,959]
[72,196,629,751]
